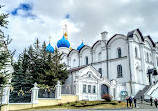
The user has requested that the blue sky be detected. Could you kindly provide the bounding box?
[1,0,158,59]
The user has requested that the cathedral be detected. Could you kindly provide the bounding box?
[46,27,158,101]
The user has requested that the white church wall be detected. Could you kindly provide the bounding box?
[80,47,92,66]
[108,37,127,59]
[61,54,67,65]
[92,42,102,63]
[109,58,130,83]
[70,51,79,68]
[92,62,107,78]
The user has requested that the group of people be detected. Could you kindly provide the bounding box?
[126,96,158,109]
[150,97,157,109]
[126,96,137,108]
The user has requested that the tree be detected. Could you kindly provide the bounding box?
[9,49,33,103]
[0,5,12,91]
[10,39,69,102]
[43,47,68,87]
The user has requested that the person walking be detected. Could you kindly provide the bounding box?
[129,96,133,108]
[150,97,153,106]
[154,98,157,109]
[133,98,137,108]
[126,97,129,108]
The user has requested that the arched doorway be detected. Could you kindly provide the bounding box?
[101,84,109,98]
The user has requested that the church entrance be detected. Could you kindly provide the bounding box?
[101,84,109,98]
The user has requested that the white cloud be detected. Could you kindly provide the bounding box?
[1,0,158,58]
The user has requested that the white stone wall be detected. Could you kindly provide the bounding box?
[60,29,158,99]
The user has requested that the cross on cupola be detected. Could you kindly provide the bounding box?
[49,36,51,43]
[64,24,68,40]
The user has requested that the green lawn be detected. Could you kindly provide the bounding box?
[21,101,127,110]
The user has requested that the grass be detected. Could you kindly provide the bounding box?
[20,101,127,110]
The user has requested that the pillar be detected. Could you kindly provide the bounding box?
[31,82,39,104]
[55,81,61,99]
[1,84,10,104]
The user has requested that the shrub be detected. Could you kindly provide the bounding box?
[58,103,63,106]
[102,94,112,102]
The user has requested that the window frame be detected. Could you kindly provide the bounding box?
[98,68,102,77]
[85,56,88,65]
[83,84,87,93]
[118,48,121,58]
[88,85,91,93]
[93,86,96,93]
[117,65,123,78]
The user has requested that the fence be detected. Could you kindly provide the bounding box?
[1,81,78,111]
[61,85,76,95]
[38,88,55,98]
[0,81,62,105]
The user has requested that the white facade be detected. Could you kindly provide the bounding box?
[59,29,158,100]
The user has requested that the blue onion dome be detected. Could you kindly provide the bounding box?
[57,35,70,48]
[77,42,84,51]
[46,43,54,53]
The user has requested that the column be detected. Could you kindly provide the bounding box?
[128,39,135,83]
[31,82,39,104]
[107,47,111,79]
[140,44,147,85]
[1,84,10,104]
[55,81,61,99]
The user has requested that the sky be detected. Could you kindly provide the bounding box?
[1,0,158,59]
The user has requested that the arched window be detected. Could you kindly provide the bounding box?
[98,68,102,77]
[118,48,121,58]
[157,58,158,66]
[117,65,122,78]
[73,59,76,67]
[85,56,88,65]
[135,47,138,57]
[98,52,102,62]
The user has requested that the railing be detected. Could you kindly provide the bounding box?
[61,85,76,95]
[38,88,55,98]
[145,81,158,97]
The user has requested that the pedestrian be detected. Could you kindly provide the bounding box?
[154,98,157,109]
[150,97,153,106]
[141,96,143,103]
[129,96,133,108]
[126,97,129,108]
[131,97,133,108]
[133,97,137,108]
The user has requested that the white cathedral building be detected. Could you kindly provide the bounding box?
[46,27,158,101]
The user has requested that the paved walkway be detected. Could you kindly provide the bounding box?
[29,103,158,111]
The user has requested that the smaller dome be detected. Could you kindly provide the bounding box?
[57,35,70,48]
[77,42,84,51]
[46,43,54,53]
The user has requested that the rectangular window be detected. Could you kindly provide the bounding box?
[93,86,96,93]
[83,84,86,93]
[117,65,122,78]
[88,85,91,93]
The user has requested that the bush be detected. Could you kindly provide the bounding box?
[58,103,63,106]
[102,94,112,102]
